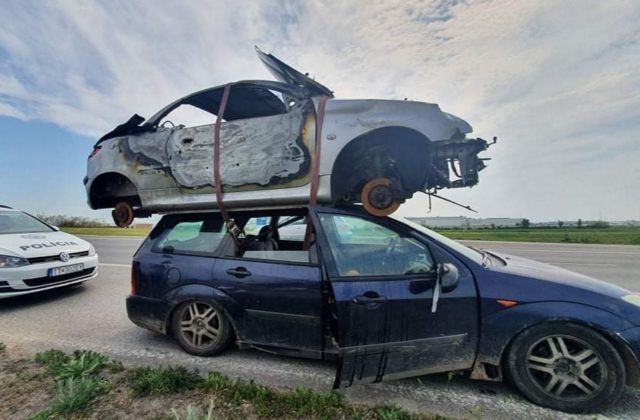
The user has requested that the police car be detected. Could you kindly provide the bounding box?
[0,206,98,298]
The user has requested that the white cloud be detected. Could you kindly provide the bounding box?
[0,0,639,220]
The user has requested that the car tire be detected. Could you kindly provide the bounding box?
[506,322,625,413]
[171,300,232,356]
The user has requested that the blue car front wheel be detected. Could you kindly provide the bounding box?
[506,322,625,413]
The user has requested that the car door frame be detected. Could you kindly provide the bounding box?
[309,205,480,387]
[211,211,326,358]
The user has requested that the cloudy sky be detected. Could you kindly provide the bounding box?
[0,0,639,222]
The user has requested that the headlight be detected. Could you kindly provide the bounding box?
[88,245,96,257]
[0,255,30,268]
[622,295,640,307]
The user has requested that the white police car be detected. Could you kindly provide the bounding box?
[0,206,98,298]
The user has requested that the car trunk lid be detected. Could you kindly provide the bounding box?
[256,47,334,98]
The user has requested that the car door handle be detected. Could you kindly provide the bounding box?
[353,293,387,304]
[226,267,251,278]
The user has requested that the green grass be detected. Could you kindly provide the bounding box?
[129,366,203,397]
[0,342,5,353]
[171,402,215,420]
[17,349,437,419]
[54,350,109,381]
[201,371,346,419]
[33,350,111,418]
[435,226,640,245]
[61,226,152,237]
[35,349,71,375]
[39,377,106,418]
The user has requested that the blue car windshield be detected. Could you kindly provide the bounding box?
[391,215,483,265]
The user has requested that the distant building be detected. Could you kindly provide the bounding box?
[408,216,523,229]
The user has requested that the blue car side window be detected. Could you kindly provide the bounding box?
[154,218,225,256]
[318,214,435,277]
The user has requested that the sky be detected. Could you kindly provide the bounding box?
[0,0,639,223]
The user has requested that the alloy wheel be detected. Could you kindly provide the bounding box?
[178,301,221,348]
[526,334,606,401]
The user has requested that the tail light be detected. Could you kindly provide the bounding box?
[130,263,138,295]
[88,145,102,159]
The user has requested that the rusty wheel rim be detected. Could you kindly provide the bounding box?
[361,178,400,217]
[113,202,134,227]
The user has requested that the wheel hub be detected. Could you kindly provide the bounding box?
[368,185,393,209]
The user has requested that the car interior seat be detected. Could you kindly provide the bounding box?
[243,225,278,251]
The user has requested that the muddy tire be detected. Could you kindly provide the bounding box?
[506,322,625,413]
[112,201,134,228]
[361,178,401,217]
[171,300,232,357]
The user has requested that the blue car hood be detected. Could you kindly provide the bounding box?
[488,251,629,299]
[473,250,640,328]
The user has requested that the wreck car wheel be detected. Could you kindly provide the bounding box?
[112,201,134,228]
[171,300,232,356]
[361,178,401,217]
[506,323,625,413]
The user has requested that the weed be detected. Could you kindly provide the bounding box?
[0,341,5,353]
[129,366,203,397]
[35,349,70,374]
[172,401,215,420]
[279,387,344,418]
[376,405,413,420]
[37,377,105,417]
[108,360,126,373]
[202,371,231,392]
[55,350,109,380]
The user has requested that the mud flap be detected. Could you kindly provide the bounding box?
[334,346,389,389]
[332,291,391,389]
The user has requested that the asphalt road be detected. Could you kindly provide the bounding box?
[1,237,640,419]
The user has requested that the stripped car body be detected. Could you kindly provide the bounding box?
[85,48,490,226]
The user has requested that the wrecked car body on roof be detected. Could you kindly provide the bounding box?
[85,48,490,226]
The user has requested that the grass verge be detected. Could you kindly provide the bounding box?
[62,226,151,237]
[0,347,443,419]
[436,227,640,245]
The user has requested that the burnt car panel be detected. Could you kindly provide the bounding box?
[87,49,491,226]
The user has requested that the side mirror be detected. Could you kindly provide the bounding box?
[438,263,459,293]
[52,225,60,231]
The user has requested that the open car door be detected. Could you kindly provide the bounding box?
[312,208,479,388]
[256,47,334,98]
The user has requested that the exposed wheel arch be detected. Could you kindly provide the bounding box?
[88,172,141,210]
[330,126,431,203]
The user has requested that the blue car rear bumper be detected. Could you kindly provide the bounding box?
[126,295,171,335]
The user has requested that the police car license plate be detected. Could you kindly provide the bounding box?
[48,263,84,278]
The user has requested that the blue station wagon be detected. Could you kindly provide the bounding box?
[127,205,640,413]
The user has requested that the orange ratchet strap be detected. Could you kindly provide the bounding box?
[303,96,329,250]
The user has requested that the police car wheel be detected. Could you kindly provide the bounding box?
[112,202,134,228]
